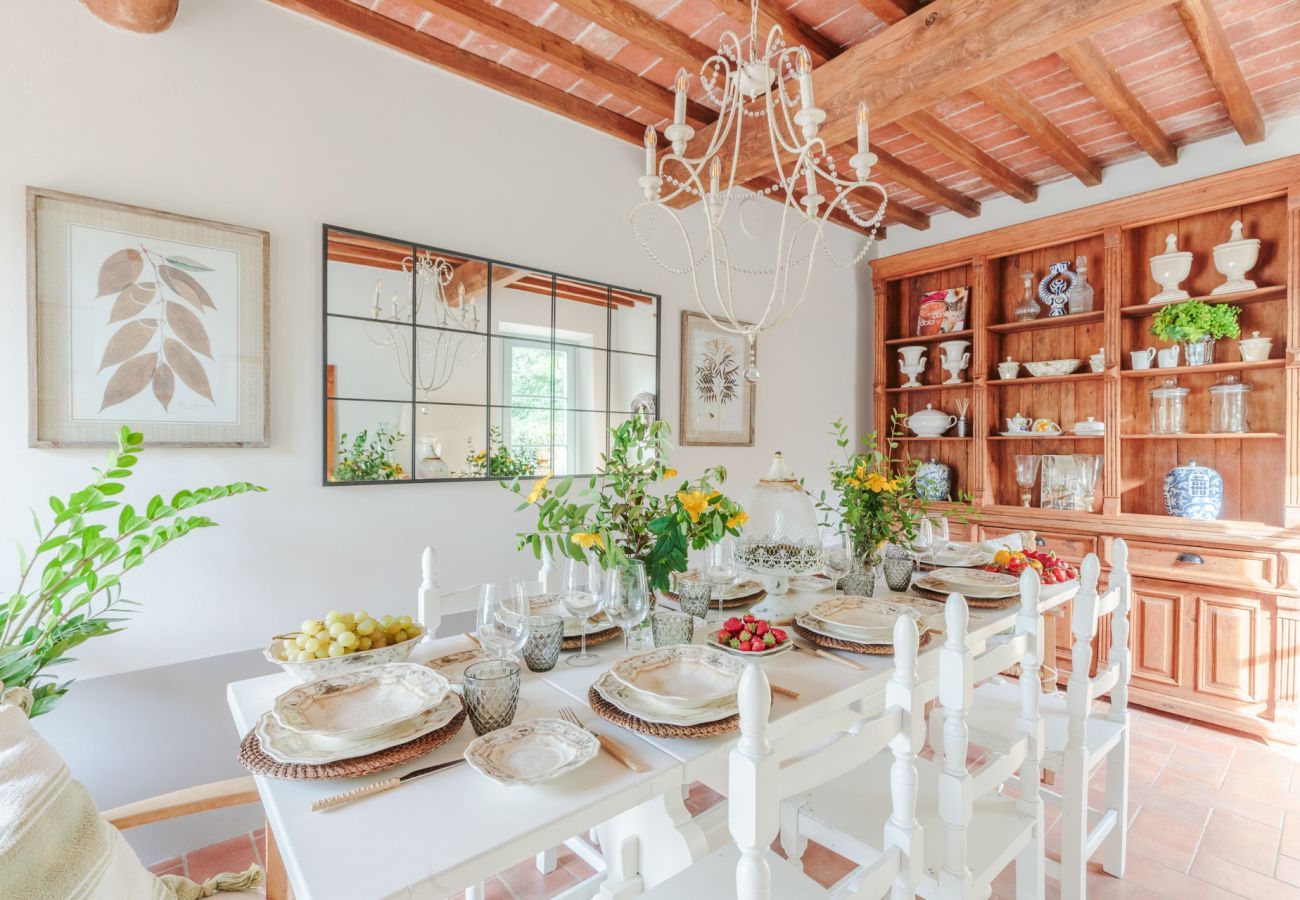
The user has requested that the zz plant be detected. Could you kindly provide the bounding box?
[0,427,265,716]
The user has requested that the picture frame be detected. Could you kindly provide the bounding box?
[27,188,270,447]
[679,310,755,447]
[915,286,969,336]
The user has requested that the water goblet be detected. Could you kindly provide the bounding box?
[463,659,521,735]
[560,555,603,668]
[478,580,531,661]
[522,613,564,672]
[651,609,695,647]
[924,515,949,561]
[823,533,854,587]
[1014,454,1042,508]
[676,578,714,619]
[604,560,650,653]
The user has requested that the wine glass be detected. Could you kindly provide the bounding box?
[823,533,853,587]
[561,555,604,668]
[478,580,531,661]
[604,560,650,653]
[704,538,737,616]
[1014,454,1042,508]
[1072,454,1103,512]
[923,515,949,562]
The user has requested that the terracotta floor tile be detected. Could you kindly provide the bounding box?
[1198,810,1281,875]
[1190,852,1300,900]
[1279,856,1300,888]
[497,855,576,898]
[557,844,597,882]
[1119,850,1239,899]
[1129,744,1171,786]
[147,856,184,877]
[1129,728,1177,755]
[797,839,859,889]
[1126,807,1206,872]
[1284,812,1300,858]
[1164,744,1232,789]
[184,833,259,884]
[1129,779,1212,826]
[1155,771,1286,828]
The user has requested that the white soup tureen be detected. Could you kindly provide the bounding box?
[905,404,956,437]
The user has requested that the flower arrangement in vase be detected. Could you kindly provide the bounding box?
[507,414,745,593]
[1150,299,1241,367]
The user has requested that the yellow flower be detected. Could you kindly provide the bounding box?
[663,467,678,479]
[526,472,552,504]
[708,490,721,500]
[887,478,901,491]
[473,450,487,461]
[845,476,862,489]
[854,464,867,481]
[726,511,749,529]
[677,490,710,522]
[571,532,604,550]
[864,472,893,493]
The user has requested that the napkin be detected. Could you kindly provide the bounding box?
[974,533,1025,554]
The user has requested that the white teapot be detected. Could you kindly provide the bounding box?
[906,404,957,437]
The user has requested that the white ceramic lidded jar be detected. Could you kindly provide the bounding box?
[1237,331,1272,362]
[905,404,957,437]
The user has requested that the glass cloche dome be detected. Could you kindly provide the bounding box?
[735,451,823,596]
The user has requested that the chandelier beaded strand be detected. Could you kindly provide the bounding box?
[630,0,886,382]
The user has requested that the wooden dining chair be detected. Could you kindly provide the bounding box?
[638,615,926,899]
[790,577,1048,899]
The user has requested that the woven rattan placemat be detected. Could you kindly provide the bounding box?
[908,583,1021,609]
[663,586,767,609]
[792,621,936,655]
[239,706,467,781]
[587,685,738,738]
[562,626,621,651]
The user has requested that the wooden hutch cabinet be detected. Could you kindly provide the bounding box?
[870,156,1300,742]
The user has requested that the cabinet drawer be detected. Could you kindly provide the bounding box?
[1125,541,1277,591]
[980,527,1096,563]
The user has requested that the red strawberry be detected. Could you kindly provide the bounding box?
[717,629,732,643]
[762,633,776,647]
[729,637,741,649]
[771,628,787,642]
[750,639,766,652]
[738,629,753,643]
[723,617,742,633]
[742,613,756,624]
[755,621,770,636]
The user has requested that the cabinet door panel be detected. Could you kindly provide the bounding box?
[1130,584,1184,688]
[1126,540,1277,591]
[1194,593,1268,708]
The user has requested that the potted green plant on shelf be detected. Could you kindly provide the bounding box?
[506,414,745,595]
[1150,298,1241,367]
[330,427,406,481]
[0,427,265,716]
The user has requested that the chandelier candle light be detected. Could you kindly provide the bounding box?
[633,0,887,382]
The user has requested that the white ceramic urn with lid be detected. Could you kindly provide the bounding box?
[905,404,957,437]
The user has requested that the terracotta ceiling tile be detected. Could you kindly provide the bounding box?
[610,43,664,76]
[498,50,550,78]
[628,107,662,127]
[1256,75,1300,114]
[418,15,473,45]
[459,31,514,60]
[815,9,874,47]
[1214,0,1297,26]
[601,94,640,116]
[534,65,581,91]
[371,0,430,29]
[1222,0,1300,40]
[494,0,554,20]
[787,0,851,29]
[575,23,629,57]
[1230,18,1300,61]
[661,2,727,38]
[1092,5,1184,53]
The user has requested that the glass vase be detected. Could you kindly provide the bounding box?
[839,553,878,597]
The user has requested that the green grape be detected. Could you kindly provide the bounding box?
[301,619,322,637]
[313,647,330,659]
[357,637,373,651]
[356,618,377,636]
[303,637,321,653]
[294,635,308,650]
[354,610,370,624]
[324,610,343,626]
[296,650,315,662]
[328,622,347,638]
[393,629,409,643]
[314,629,331,643]
[337,630,358,648]
[397,615,413,630]
[281,639,298,656]
[327,642,347,658]
[370,635,387,649]
[340,612,356,629]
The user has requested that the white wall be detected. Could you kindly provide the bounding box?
[0,0,871,681]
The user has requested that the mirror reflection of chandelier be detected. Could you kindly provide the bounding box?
[631,0,886,382]
[365,250,483,411]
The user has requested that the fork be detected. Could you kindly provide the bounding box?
[559,707,649,772]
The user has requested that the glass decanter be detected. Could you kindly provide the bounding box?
[1013,271,1040,321]
[1068,255,1095,314]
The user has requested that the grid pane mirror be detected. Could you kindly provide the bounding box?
[323,226,660,484]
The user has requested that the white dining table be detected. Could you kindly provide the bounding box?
[226,580,1076,900]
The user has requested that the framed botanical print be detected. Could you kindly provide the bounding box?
[679,310,755,446]
[27,188,269,447]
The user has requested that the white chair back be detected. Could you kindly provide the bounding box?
[731,617,925,899]
[417,546,544,638]
[1067,541,1133,739]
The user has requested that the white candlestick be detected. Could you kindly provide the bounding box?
[709,158,721,197]
[644,126,657,176]
[673,69,688,127]
[371,281,382,318]
[856,101,869,156]
[798,50,813,111]
[804,166,816,197]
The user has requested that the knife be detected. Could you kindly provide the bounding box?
[311,758,467,812]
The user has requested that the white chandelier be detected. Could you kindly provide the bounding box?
[365,250,483,410]
[631,0,887,381]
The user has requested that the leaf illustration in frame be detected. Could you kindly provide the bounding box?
[151,363,175,411]
[97,249,143,297]
[164,301,212,358]
[109,283,157,323]
[100,352,158,411]
[159,265,215,311]
[164,338,214,403]
[99,319,159,371]
[163,254,214,273]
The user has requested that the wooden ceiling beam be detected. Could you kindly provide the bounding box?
[854,0,918,24]
[269,0,646,145]
[1059,38,1177,166]
[81,0,178,32]
[899,109,1037,202]
[667,0,1172,206]
[404,0,714,127]
[1176,0,1263,144]
[871,146,980,217]
[883,198,930,230]
[970,77,1102,186]
[706,0,840,66]
[548,0,714,73]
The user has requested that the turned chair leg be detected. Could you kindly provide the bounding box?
[1102,731,1129,878]
[264,821,290,900]
[1057,753,1089,900]
[779,797,808,869]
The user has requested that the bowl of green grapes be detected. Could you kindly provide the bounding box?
[266,609,425,682]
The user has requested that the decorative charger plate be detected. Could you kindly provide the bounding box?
[804,596,923,643]
[793,614,934,656]
[592,671,737,727]
[914,567,1020,599]
[666,575,766,608]
[610,645,742,709]
[588,684,738,738]
[789,572,835,592]
[464,718,599,787]
[272,663,450,740]
[908,583,1021,609]
[425,648,491,685]
[915,544,991,569]
[255,691,463,765]
[561,625,621,651]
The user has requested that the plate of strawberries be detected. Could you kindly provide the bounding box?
[981,548,1078,585]
[707,613,794,657]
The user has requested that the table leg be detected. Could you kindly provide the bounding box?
[595,790,710,897]
[264,820,289,900]
[536,846,559,874]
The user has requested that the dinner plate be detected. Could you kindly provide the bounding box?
[465,718,599,787]
[593,671,737,727]
[425,648,491,685]
[794,610,931,646]
[705,634,794,658]
[610,645,742,710]
[915,543,991,568]
[789,572,835,592]
[256,691,463,765]
[805,597,921,643]
[674,574,765,602]
[529,593,610,638]
[914,567,1020,599]
[273,663,449,741]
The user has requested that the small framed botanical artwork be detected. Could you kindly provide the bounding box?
[679,310,755,446]
[915,286,969,336]
[27,188,269,447]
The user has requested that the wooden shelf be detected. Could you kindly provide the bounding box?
[1120,285,1287,318]
[1119,358,1285,378]
[1121,432,1284,440]
[883,329,974,347]
[886,435,972,442]
[885,382,973,394]
[986,311,1104,335]
[988,372,1103,387]
[988,434,1104,441]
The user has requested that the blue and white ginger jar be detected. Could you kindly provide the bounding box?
[1163,460,1223,520]
[914,458,951,501]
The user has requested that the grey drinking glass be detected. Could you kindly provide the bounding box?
[522,613,564,672]
[463,659,521,735]
[651,610,695,647]
[882,553,916,593]
[676,579,714,619]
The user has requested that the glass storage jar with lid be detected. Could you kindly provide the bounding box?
[1150,378,1189,434]
[1209,375,1251,433]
